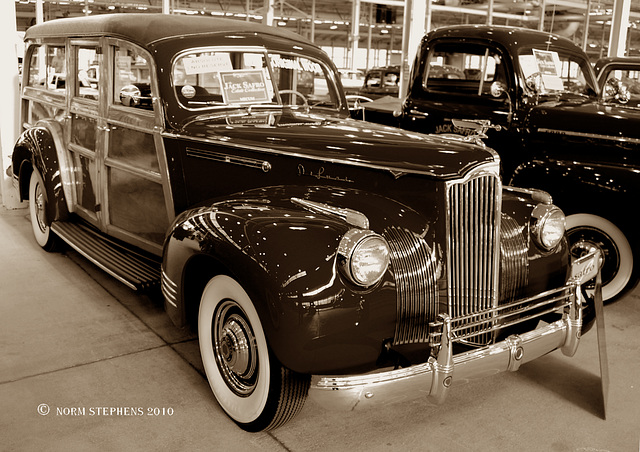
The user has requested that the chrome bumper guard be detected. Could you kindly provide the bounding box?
[309,249,601,411]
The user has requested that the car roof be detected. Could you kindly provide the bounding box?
[425,24,582,54]
[24,13,314,49]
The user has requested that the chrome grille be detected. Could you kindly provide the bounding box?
[446,165,501,346]
[385,227,439,345]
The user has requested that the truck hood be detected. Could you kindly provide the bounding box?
[175,109,498,180]
[528,98,640,140]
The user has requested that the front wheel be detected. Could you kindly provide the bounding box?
[198,275,309,431]
[566,213,635,303]
[29,170,61,252]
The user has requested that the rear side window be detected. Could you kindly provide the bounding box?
[26,44,66,92]
[424,42,507,97]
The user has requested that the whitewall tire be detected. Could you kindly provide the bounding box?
[198,275,309,431]
[566,213,634,302]
[29,170,60,252]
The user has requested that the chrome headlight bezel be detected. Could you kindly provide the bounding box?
[337,229,390,287]
[531,204,566,250]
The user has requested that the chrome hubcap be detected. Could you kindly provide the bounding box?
[213,300,258,396]
[568,228,619,287]
[34,183,47,233]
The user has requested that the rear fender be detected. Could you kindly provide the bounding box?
[12,121,73,222]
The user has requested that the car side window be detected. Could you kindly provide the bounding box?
[424,43,507,97]
[75,45,100,101]
[113,44,153,110]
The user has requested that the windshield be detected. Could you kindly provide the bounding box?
[172,48,342,111]
[518,47,596,96]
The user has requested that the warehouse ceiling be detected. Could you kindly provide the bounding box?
[14,0,640,58]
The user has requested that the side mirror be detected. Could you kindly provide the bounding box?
[490,81,507,98]
[119,84,142,107]
[525,72,543,94]
[603,77,630,104]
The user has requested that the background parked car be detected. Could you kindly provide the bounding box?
[362,24,640,303]
[358,65,400,99]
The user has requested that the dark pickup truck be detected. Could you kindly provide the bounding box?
[362,24,640,303]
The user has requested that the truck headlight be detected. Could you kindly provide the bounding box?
[338,229,390,287]
[531,204,566,250]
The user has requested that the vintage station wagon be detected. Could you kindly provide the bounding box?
[11,14,599,431]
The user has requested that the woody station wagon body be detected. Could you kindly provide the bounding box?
[11,14,599,431]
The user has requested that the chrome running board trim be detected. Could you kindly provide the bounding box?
[51,221,161,291]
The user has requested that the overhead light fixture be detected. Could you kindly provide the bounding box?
[330,25,338,30]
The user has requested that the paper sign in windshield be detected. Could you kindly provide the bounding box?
[220,70,270,104]
[532,49,564,91]
[183,54,233,75]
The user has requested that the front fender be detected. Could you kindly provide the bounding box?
[509,158,635,221]
[162,199,398,375]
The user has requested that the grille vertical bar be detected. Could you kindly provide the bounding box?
[446,166,501,345]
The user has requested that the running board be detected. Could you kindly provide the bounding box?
[51,221,161,291]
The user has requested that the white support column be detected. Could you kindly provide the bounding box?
[162,0,171,14]
[399,0,426,98]
[35,0,43,24]
[0,2,23,209]
[350,0,361,72]
[608,0,631,57]
[310,0,316,42]
[263,0,275,26]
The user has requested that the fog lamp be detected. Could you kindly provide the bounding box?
[338,229,390,287]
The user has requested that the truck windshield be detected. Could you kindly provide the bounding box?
[518,47,596,96]
[172,49,341,111]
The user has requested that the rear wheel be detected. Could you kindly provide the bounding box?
[29,170,61,252]
[566,213,635,303]
[198,275,309,431]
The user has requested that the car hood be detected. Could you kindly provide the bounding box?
[528,98,640,139]
[175,110,498,180]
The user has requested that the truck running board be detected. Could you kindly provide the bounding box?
[51,221,161,291]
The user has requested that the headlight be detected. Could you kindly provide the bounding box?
[337,229,390,287]
[531,204,566,250]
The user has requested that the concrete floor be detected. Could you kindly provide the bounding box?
[1,204,639,452]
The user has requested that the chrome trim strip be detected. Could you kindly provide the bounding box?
[186,147,272,173]
[161,271,178,308]
[538,128,640,145]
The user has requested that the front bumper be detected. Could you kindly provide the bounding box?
[309,249,600,410]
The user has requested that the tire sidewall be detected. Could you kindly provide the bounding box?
[29,170,52,248]
[566,213,634,301]
[198,275,271,425]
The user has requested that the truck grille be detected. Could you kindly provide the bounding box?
[446,166,501,346]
